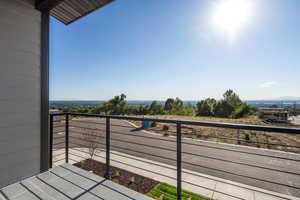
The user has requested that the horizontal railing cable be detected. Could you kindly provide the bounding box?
[53,141,65,146]
[109,144,177,162]
[69,132,105,139]
[92,154,176,181]
[181,150,300,175]
[70,119,106,125]
[110,138,175,152]
[53,136,65,140]
[53,157,66,163]
[68,124,106,132]
[53,125,65,128]
[182,161,300,190]
[111,130,300,162]
[53,152,65,158]
[65,147,299,199]
[68,136,106,146]
[50,112,300,200]
[64,112,300,135]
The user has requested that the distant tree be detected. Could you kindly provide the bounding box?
[165,98,175,111]
[124,104,139,115]
[136,105,148,115]
[174,97,183,107]
[82,90,253,118]
[196,98,217,116]
[196,100,211,116]
[223,89,242,108]
[214,100,235,118]
[148,101,165,115]
[164,97,184,114]
[99,93,127,115]
[182,103,196,116]
[167,97,185,115]
[231,103,255,119]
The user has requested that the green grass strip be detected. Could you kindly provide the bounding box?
[147,183,209,200]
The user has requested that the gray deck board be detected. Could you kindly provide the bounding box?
[90,185,132,200]
[37,171,84,198]
[22,177,70,200]
[1,182,40,200]
[0,164,153,200]
[102,181,153,200]
[0,193,5,200]
[76,193,103,200]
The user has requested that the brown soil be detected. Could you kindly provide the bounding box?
[73,159,159,194]
[137,115,300,153]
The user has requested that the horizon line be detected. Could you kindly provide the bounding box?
[50,99,300,102]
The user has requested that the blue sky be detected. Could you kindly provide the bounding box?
[50,0,300,101]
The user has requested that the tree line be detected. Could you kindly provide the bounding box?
[54,89,255,119]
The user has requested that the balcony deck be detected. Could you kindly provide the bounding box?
[0,164,153,200]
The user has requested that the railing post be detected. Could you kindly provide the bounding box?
[49,115,53,168]
[176,122,182,200]
[105,117,111,179]
[65,113,69,163]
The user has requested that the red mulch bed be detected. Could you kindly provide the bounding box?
[73,159,159,194]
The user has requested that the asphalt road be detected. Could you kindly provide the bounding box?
[53,118,300,197]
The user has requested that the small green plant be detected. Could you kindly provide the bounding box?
[112,178,119,184]
[147,183,209,200]
[115,170,121,177]
[163,132,170,137]
[244,134,250,142]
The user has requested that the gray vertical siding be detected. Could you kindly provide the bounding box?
[0,0,42,187]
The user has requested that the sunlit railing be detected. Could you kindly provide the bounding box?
[50,112,300,200]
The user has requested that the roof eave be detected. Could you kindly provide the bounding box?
[36,0,64,12]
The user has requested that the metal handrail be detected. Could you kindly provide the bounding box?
[49,112,300,200]
[52,112,300,134]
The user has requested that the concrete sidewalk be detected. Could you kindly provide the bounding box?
[53,148,300,200]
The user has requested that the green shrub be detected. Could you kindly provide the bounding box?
[244,133,251,142]
[148,183,209,200]
[231,103,254,119]
[163,132,170,137]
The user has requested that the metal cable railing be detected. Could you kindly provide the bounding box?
[50,112,300,200]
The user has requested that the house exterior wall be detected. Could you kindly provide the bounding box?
[0,0,42,187]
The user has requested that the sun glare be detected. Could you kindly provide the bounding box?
[212,0,254,42]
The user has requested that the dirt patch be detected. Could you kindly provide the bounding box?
[73,159,159,194]
[132,115,300,153]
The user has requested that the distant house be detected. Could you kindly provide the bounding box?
[258,108,289,122]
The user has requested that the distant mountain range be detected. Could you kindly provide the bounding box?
[275,97,300,101]
[50,99,300,109]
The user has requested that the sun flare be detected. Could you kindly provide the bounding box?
[212,0,254,42]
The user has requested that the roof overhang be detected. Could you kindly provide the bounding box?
[36,0,115,25]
